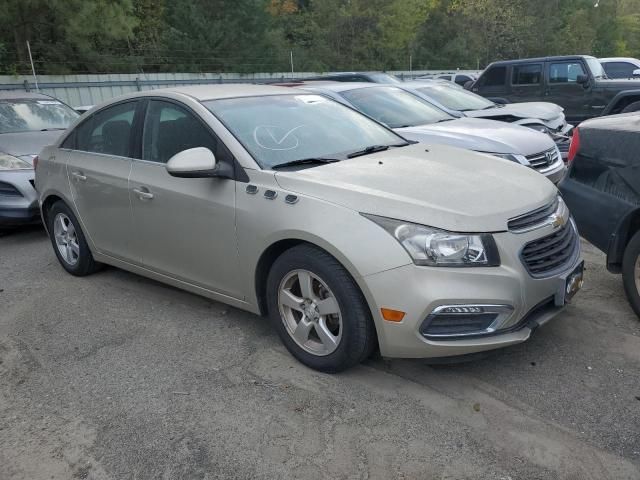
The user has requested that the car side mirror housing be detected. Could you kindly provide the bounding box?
[633,69,640,78]
[576,74,589,85]
[166,147,220,178]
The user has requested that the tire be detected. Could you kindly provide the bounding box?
[266,244,376,373]
[621,101,640,113]
[622,230,640,319]
[46,201,101,276]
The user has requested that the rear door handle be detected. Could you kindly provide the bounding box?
[71,171,87,182]
[133,187,154,200]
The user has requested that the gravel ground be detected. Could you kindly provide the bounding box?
[1,226,639,480]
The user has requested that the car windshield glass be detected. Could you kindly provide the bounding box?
[0,99,78,134]
[368,73,402,83]
[586,57,606,79]
[341,86,453,128]
[205,94,405,169]
[415,85,494,111]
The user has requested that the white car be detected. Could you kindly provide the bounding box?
[599,57,640,79]
[36,85,583,372]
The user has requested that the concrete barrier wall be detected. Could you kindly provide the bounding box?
[0,70,481,107]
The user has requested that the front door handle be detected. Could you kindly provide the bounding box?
[71,171,87,182]
[133,187,154,200]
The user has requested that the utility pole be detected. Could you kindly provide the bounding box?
[26,41,39,92]
[290,51,294,75]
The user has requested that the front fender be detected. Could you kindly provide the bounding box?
[602,89,640,115]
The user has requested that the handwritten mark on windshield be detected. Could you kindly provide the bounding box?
[254,125,305,151]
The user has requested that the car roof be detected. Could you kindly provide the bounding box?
[300,82,396,93]
[599,57,640,63]
[135,84,301,101]
[487,55,595,66]
[0,90,57,101]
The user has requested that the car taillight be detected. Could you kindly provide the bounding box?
[567,128,580,164]
[33,156,39,170]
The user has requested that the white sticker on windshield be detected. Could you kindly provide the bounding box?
[37,100,62,105]
[295,95,326,104]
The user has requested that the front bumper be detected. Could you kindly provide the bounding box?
[0,170,40,226]
[361,222,582,359]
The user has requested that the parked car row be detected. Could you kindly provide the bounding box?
[3,62,638,373]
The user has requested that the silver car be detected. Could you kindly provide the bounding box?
[398,81,573,158]
[36,85,583,372]
[298,83,567,184]
[0,91,79,227]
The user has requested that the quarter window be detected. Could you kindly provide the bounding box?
[75,101,137,156]
[142,100,217,163]
[512,64,542,85]
[480,66,506,87]
[549,62,586,83]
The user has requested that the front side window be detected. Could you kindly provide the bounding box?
[603,62,636,79]
[341,86,453,128]
[205,94,405,169]
[512,64,542,85]
[549,62,586,83]
[142,100,217,163]
[0,98,78,134]
[75,101,137,156]
[416,85,494,111]
[480,66,506,87]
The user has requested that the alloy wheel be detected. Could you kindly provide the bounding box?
[278,269,342,356]
[53,213,80,266]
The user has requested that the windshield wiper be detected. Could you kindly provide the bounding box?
[272,157,341,169]
[40,128,66,131]
[347,145,391,158]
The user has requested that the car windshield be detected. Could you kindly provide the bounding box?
[586,57,607,79]
[368,73,402,83]
[414,85,495,111]
[0,99,78,134]
[204,94,405,169]
[340,86,453,128]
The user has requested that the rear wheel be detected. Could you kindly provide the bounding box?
[621,101,640,113]
[266,244,376,372]
[621,231,640,319]
[46,201,101,276]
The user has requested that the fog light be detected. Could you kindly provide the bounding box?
[421,304,514,339]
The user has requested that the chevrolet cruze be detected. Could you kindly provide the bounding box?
[36,85,583,372]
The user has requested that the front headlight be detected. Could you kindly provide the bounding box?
[0,153,32,170]
[525,124,550,134]
[363,214,500,267]
[488,153,520,162]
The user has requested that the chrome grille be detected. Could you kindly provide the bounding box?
[526,147,560,171]
[508,197,560,233]
[521,221,579,277]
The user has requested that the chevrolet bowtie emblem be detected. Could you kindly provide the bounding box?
[550,213,566,229]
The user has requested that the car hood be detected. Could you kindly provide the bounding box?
[0,130,65,164]
[464,102,564,122]
[274,143,556,232]
[396,118,554,156]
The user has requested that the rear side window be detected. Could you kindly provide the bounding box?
[512,64,542,85]
[480,66,506,87]
[549,62,586,83]
[75,102,137,156]
[142,100,218,163]
[603,62,636,79]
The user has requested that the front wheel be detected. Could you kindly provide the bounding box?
[266,244,376,372]
[621,101,640,113]
[622,231,640,319]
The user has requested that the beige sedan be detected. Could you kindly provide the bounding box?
[36,85,583,372]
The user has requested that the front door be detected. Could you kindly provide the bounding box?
[545,60,593,122]
[129,99,241,298]
[65,100,138,260]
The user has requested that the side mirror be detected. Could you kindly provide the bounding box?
[633,69,640,78]
[576,74,589,85]
[166,147,218,178]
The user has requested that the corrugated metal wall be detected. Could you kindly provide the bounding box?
[0,70,481,107]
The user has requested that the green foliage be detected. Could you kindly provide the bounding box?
[0,0,638,74]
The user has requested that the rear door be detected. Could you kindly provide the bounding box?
[545,60,592,122]
[128,99,242,298]
[65,100,139,260]
[510,63,544,102]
